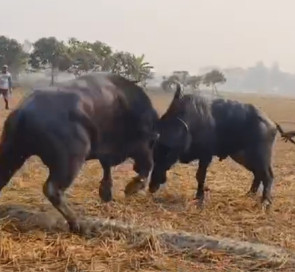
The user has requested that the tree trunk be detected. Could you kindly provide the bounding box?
[50,65,54,86]
[212,84,218,96]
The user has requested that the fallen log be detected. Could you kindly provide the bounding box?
[0,204,294,265]
[80,217,295,265]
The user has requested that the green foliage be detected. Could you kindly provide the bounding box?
[29,37,69,70]
[168,74,181,82]
[172,71,189,85]
[109,51,132,77]
[65,37,153,83]
[106,51,153,85]
[130,54,153,82]
[161,80,171,92]
[203,69,226,94]
[58,53,73,72]
[203,69,226,87]
[91,41,113,71]
[66,38,97,77]
[186,75,203,90]
[0,36,27,74]
[1,35,154,86]
[161,69,226,94]
[29,37,71,85]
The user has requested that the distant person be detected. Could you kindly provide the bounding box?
[0,64,12,110]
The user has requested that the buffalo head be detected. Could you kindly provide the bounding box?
[149,83,192,193]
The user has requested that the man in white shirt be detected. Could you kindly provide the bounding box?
[0,64,12,110]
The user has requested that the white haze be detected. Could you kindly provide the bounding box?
[0,1,287,199]
[1,0,295,75]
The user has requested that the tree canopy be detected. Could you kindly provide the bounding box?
[0,35,154,86]
[161,69,226,95]
[203,69,226,94]
[0,36,28,76]
[5,35,293,94]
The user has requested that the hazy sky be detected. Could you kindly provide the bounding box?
[1,0,295,74]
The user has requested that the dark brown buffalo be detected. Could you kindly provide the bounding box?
[148,83,285,210]
[0,72,159,232]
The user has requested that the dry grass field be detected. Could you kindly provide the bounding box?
[1,89,295,271]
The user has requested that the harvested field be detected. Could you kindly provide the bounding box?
[1,89,295,271]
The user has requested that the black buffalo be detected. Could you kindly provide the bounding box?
[149,84,281,209]
[0,72,159,232]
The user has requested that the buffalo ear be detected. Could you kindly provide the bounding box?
[174,82,184,100]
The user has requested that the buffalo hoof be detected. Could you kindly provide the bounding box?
[148,183,160,193]
[99,185,112,202]
[197,199,205,210]
[68,219,91,235]
[124,177,146,196]
[245,190,256,198]
[193,196,205,210]
[187,198,205,210]
[261,199,272,213]
[68,220,81,233]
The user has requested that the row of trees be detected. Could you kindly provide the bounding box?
[161,69,226,94]
[0,36,153,86]
[0,35,227,92]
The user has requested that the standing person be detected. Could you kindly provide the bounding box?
[0,64,12,110]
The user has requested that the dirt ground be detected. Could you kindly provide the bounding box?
[1,89,295,271]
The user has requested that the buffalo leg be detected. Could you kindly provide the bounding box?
[195,158,211,208]
[231,144,274,208]
[0,149,28,192]
[248,166,273,209]
[261,166,274,208]
[148,168,167,193]
[125,143,153,196]
[246,174,261,196]
[43,155,84,232]
[99,162,113,202]
[248,144,274,209]
[230,152,262,197]
[246,168,273,200]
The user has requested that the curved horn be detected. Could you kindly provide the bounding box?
[173,81,184,100]
[176,117,189,132]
